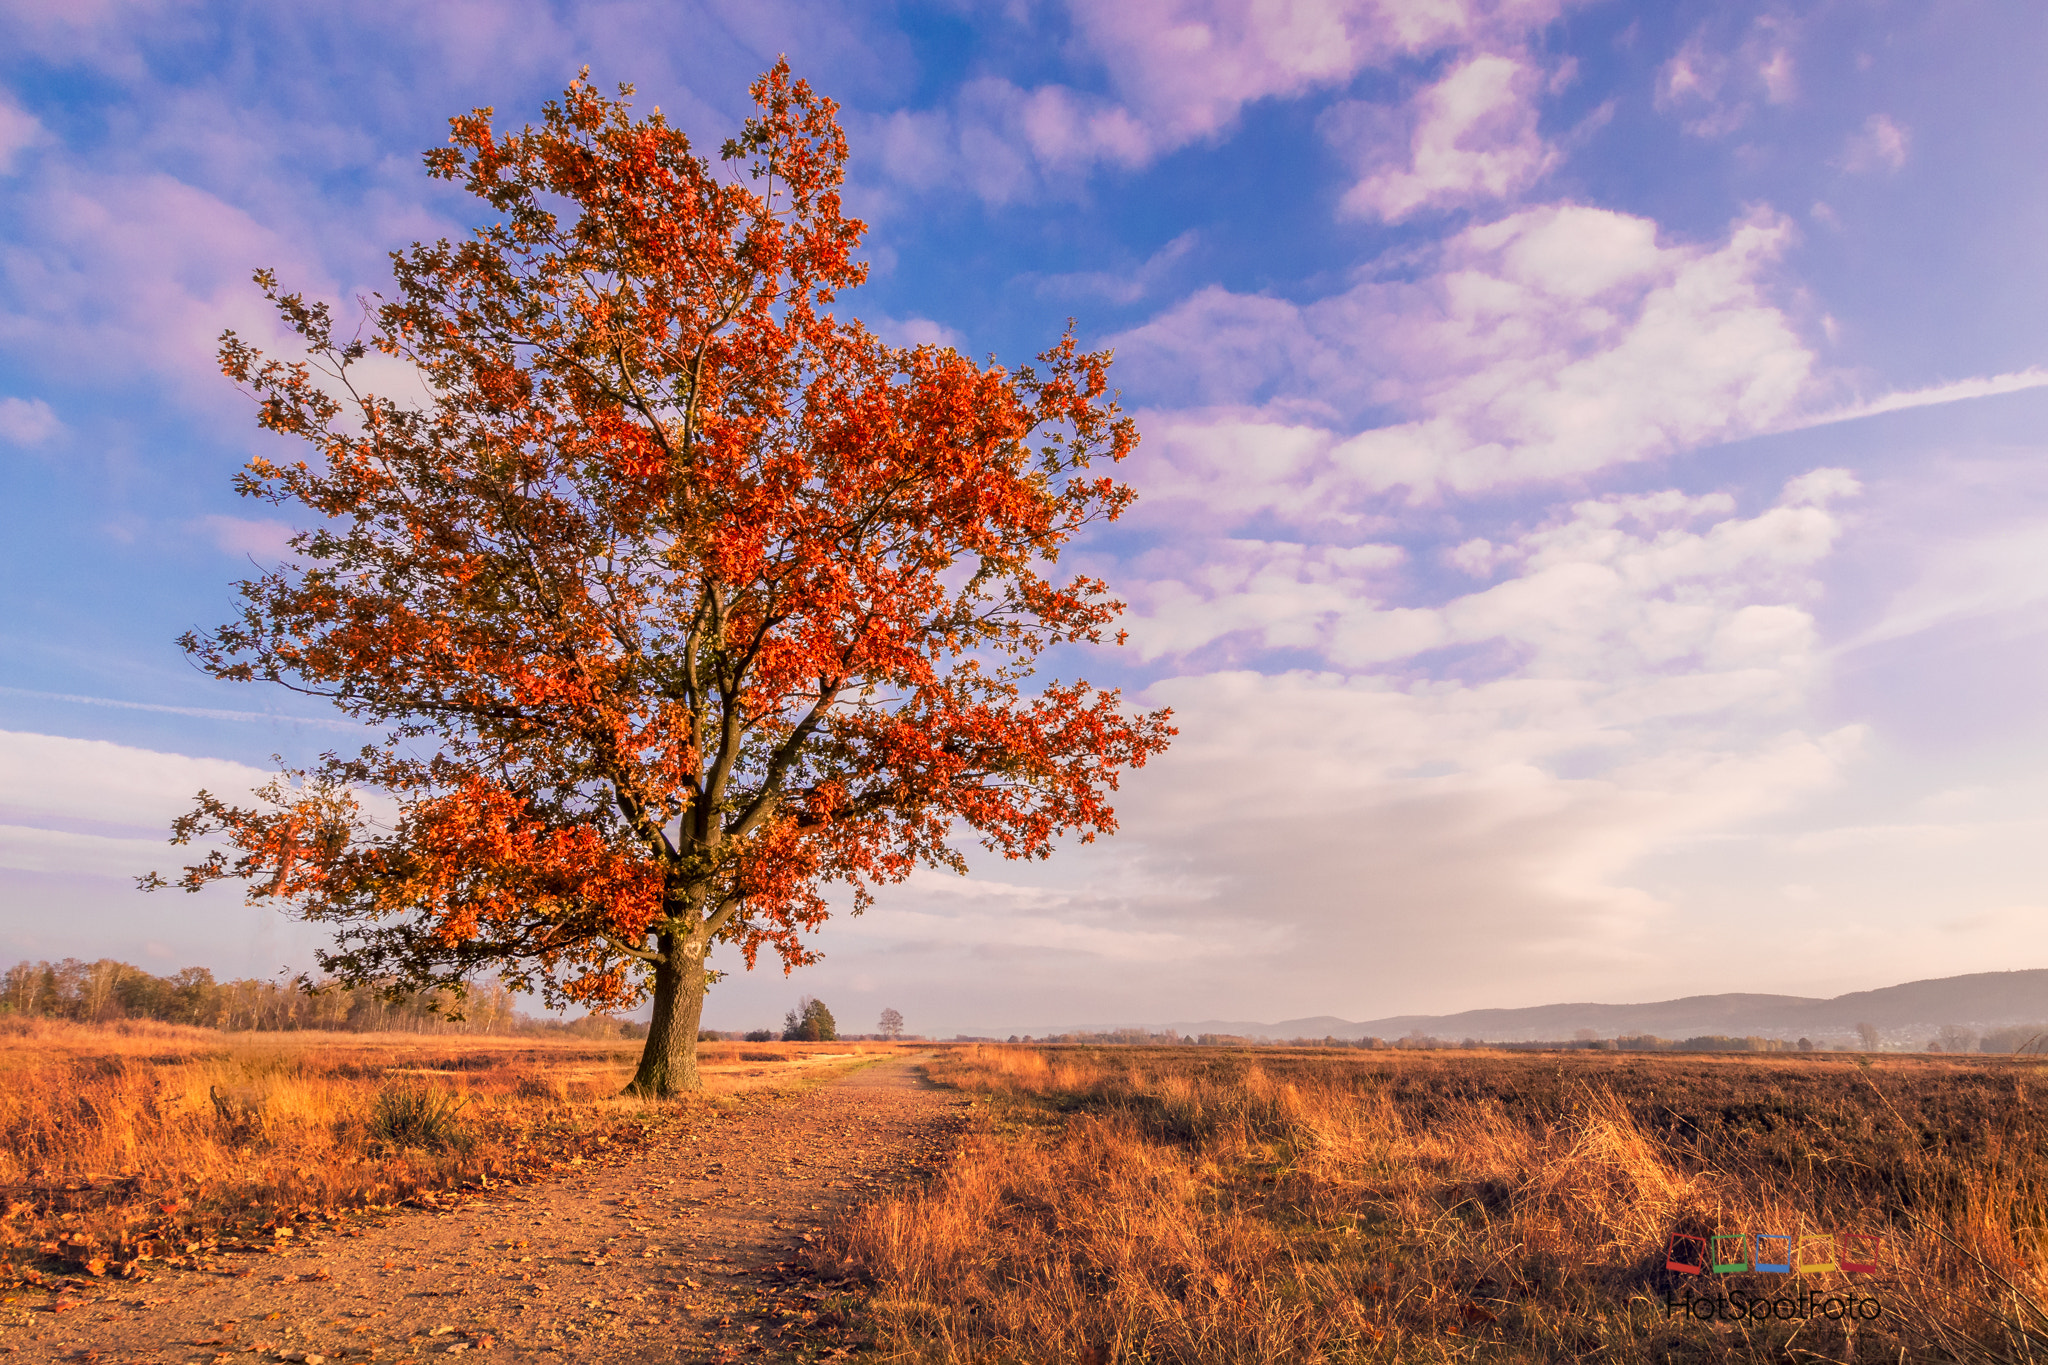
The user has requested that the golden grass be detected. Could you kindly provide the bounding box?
[0,1020,904,1284]
[825,1046,2048,1362]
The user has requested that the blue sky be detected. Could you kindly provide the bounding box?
[4,0,2047,1036]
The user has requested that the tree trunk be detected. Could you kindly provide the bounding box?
[625,934,708,1096]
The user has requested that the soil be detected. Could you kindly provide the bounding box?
[4,1057,965,1365]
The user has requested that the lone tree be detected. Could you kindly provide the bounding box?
[783,996,835,1042]
[142,63,1172,1095]
[878,1006,904,1039]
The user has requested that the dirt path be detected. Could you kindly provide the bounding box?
[11,1058,965,1365]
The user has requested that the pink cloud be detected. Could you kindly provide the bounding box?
[0,396,62,446]
[191,514,298,560]
[1076,0,1569,148]
[865,0,1579,204]
[1328,51,1558,221]
[0,165,342,415]
[1841,113,1909,174]
[1115,204,1816,497]
[1655,15,1800,139]
[0,95,44,173]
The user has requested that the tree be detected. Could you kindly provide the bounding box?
[139,63,1173,1096]
[783,996,836,1042]
[1935,1024,1978,1055]
[878,1006,904,1039]
[1855,1022,1882,1051]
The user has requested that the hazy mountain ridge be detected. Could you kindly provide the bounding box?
[1154,970,2048,1043]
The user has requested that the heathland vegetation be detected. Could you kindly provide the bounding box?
[10,1021,2048,1359]
[0,1019,895,1291]
[821,1045,2048,1362]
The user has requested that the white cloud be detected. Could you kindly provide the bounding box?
[1072,0,1569,149]
[1126,538,1407,658]
[0,167,330,409]
[1841,520,2048,653]
[0,395,62,446]
[869,0,1576,202]
[867,314,970,352]
[1841,113,1910,174]
[0,94,44,173]
[1073,462,1875,1008]
[840,866,1271,964]
[1117,204,1815,497]
[0,823,176,878]
[1105,664,1866,1003]
[1038,231,1200,305]
[192,514,298,560]
[1655,16,1798,138]
[0,730,274,833]
[1329,52,1557,221]
[868,79,1152,205]
[1126,471,1855,681]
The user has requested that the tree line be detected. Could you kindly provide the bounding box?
[0,957,645,1037]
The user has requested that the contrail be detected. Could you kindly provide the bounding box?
[0,685,366,731]
[1779,367,2048,433]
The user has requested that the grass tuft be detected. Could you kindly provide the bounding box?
[369,1084,470,1150]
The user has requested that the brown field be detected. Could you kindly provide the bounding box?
[0,1019,908,1287]
[823,1045,2048,1363]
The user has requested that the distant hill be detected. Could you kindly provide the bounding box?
[1162,970,2048,1044]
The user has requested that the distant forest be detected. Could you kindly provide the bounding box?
[0,957,645,1037]
[1004,1027,2048,1054]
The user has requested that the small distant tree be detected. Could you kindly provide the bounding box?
[1855,1021,1882,1051]
[743,1028,775,1043]
[783,996,836,1041]
[878,1006,904,1039]
[1796,1036,1813,1051]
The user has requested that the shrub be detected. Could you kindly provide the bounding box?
[370,1085,469,1150]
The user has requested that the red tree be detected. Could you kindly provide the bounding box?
[142,64,1172,1094]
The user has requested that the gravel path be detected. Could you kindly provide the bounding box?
[10,1058,964,1365]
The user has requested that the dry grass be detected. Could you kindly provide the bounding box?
[0,1019,903,1285]
[825,1046,2048,1362]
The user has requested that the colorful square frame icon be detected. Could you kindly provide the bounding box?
[1839,1232,1881,1274]
[1796,1234,1838,1274]
[1711,1233,1751,1273]
[1665,1233,1706,1275]
[1753,1233,1792,1273]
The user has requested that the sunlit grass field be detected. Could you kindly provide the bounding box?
[0,1019,901,1286]
[825,1045,2048,1363]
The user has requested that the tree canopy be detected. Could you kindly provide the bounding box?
[144,62,1172,1094]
